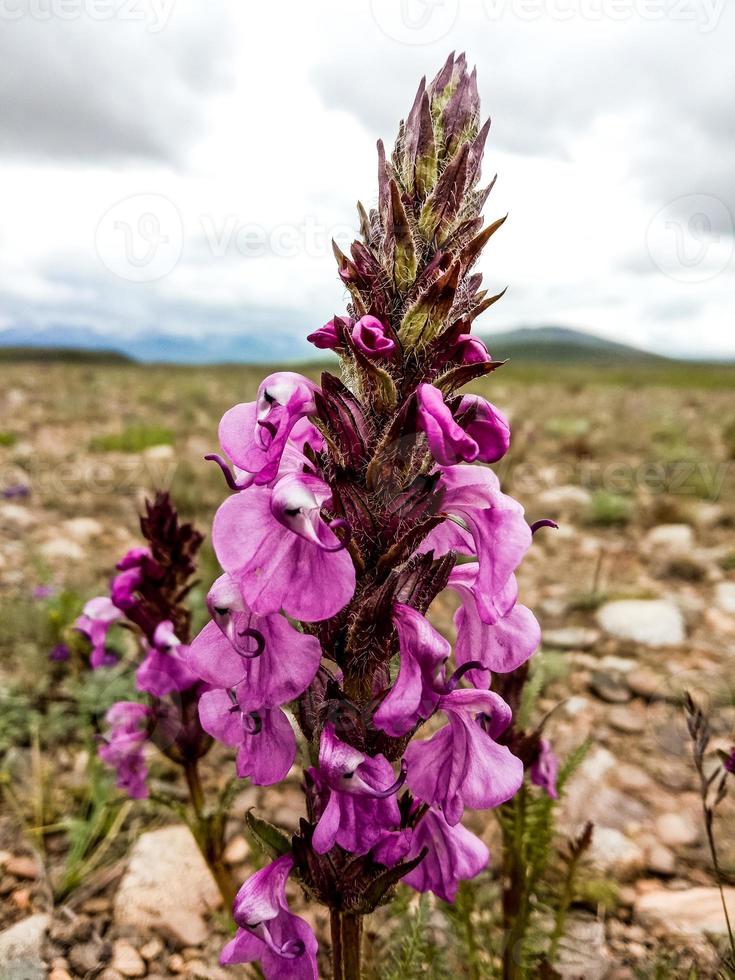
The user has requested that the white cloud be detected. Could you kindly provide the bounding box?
[0,0,733,358]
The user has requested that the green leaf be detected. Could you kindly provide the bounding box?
[245,810,292,860]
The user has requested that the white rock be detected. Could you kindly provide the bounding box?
[537,484,592,518]
[61,517,104,542]
[0,913,50,977]
[644,524,694,555]
[543,627,600,650]
[143,444,175,462]
[598,655,637,673]
[578,746,617,782]
[690,502,724,529]
[635,887,735,936]
[646,842,676,876]
[39,537,85,562]
[0,503,36,530]
[563,696,591,718]
[114,825,221,946]
[715,582,735,615]
[655,812,699,848]
[587,827,645,876]
[555,916,611,980]
[597,599,685,647]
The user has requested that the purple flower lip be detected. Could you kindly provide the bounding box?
[257,417,278,445]
[277,939,306,959]
[243,711,263,736]
[323,518,351,553]
[226,693,263,735]
[359,759,407,800]
[530,518,558,535]
[204,454,253,492]
[443,660,487,694]
[248,924,306,960]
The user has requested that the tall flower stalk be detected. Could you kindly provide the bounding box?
[77,492,236,908]
[192,53,542,979]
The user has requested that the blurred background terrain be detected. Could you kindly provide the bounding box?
[1,344,734,978]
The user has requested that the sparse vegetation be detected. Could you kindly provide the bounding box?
[89,423,175,453]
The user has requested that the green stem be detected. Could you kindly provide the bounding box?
[183,759,236,910]
[548,847,582,963]
[184,758,206,814]
[502,785,530,980]
[331,910,363,980]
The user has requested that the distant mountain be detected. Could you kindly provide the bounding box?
[0,325,314,365]
[482,326,668,364]
[0,345,133,365]
[0,323,694,366]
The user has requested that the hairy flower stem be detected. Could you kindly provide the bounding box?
[331,910,363,980]
[548,846,582,963]
[183,758,236,910]
[501,784,530,980]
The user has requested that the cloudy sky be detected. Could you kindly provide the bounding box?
[0,0,733,360]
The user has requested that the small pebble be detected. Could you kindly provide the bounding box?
[11,887,32,909]
[5,855,40,879]
[608,705,646,734]
[168,953,186,973]
[70,941,107,974]
[590,671,632,704]
[140,937,164,960]
[49,971,73,980]
[185,962,212,977]
[111,940,147,978]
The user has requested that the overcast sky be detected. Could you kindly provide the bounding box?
[0,0,733,359]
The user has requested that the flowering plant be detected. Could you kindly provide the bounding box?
[76,492,237,906]
[190,53,549,979]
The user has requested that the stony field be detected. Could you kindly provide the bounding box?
[1,357,734,979]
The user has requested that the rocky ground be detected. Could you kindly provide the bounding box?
[1,359,734,978]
